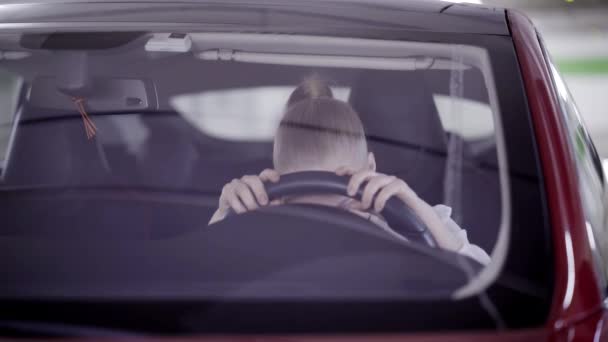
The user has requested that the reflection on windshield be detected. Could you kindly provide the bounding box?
[171,86,350,141]
[0,29,514,310]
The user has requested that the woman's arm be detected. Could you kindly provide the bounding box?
[402,196,465,252]
[338,169,490,264]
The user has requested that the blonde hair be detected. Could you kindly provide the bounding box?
[273,77,368,174]
[286,76,334,106]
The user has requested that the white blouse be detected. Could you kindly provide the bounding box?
[432,204,491,265]
[360,204,491,266]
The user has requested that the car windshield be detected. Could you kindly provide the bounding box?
[0,27,552,333]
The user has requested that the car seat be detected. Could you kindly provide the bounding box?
[349,70,501,253]
[349,70,448,205]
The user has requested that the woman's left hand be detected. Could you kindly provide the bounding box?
[336,167,465,252]
[335,168,421,213]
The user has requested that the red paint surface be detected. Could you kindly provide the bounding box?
[507,9,603,336]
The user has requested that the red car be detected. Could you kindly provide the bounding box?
[0,1,606,341]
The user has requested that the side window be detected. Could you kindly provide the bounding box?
[542,38,608,290]
[0,70,22,174]
[433,94,494,140]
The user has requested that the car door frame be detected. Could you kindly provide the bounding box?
[508,9,606,338]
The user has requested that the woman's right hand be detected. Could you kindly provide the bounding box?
[208,169,280,224]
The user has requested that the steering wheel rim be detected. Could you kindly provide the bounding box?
[259,171,437,247]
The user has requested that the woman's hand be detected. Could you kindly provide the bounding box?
[208,169,280,224]
[336,168,463,251]
[335,168,420,213]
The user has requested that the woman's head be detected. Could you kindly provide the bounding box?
[273,77,374,174]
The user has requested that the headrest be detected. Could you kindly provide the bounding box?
[349,71,447,152]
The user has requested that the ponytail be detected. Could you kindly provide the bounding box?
[286,75,334,108]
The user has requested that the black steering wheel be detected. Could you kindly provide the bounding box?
[259,171,437,247]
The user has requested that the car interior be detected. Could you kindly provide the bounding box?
[0,32,514,303]
[0,32,503,253]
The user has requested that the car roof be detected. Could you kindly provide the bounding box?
[0,0,509,36]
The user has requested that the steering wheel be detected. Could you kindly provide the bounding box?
[259,171,437,247]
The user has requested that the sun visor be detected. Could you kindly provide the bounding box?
[26,77,158,119]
